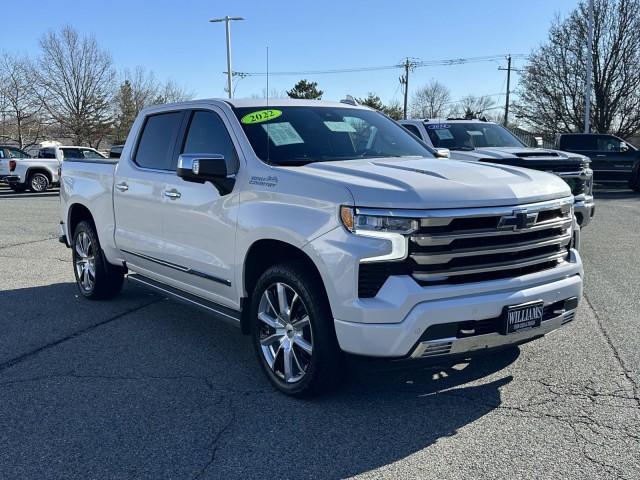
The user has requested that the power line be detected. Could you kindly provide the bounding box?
[232,53,528,77]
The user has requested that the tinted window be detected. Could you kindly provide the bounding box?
[425,123,524,150]
[402,124,423,139]
[8,148,29,158]
[560,135,597,151]
[135,112,183,170]
[233,106,432,165]
[596,135,626,152]
[80,148,105,159]
[182,111,237,170]
[110,146,123,158]
[61,148,83,159]
[38,148,56,158]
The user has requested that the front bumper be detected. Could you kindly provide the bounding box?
[333,251,583,358]
[573,195,595,227]
[409,308,575,359]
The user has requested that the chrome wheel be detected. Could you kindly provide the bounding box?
[257,282,313,383]
[30,173,48,192]
[74,231,96,292]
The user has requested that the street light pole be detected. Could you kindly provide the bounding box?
[209,16,244,99]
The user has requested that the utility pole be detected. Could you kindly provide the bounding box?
[498,54,512,126]
[584,0,594,133]
[399,58,416,119]
[210,16,244,99]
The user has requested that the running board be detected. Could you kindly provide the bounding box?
[127,274,241,328]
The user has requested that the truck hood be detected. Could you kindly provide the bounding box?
[297,156,571,209]
[450,147,590,168]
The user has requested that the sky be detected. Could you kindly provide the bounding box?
[1,0,579,110]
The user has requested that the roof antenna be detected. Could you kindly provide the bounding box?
[266,46,270,163]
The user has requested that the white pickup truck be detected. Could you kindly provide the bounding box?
[1,145,105,192]
[59,99,583,396]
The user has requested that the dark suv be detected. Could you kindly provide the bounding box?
[556,134,640,191]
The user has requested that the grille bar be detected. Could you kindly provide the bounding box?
[412,217,572,246]
[411,233,571,264]
[412,251,569,282]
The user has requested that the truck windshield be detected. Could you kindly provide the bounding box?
[233,106,433,165]
[425,122,525,150]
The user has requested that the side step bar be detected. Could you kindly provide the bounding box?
[127,274,241,328]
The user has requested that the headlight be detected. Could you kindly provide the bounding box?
[340,206,418,234]
[340,206,418,262]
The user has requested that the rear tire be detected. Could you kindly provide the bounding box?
[630,163,640,192]
[28,172,49,193]
[72,221,125,300]
[250,262,344,397]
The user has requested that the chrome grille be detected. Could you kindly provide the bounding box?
[408,198,573,286]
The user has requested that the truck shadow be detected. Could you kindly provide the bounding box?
[0,189,59,199]
[0,281,518,479]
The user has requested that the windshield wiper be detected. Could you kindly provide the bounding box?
[448,146,475,151]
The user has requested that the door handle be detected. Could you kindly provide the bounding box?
[115,182,129,192]
[164,189,181,199]
[596,154,606,157]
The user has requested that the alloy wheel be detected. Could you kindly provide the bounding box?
[31,174,48,192]
[257,282,314,383]
[74,231,96,292]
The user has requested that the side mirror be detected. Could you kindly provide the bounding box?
[177,153,234,183]
[620,142,629,152]
[434,148,450,159]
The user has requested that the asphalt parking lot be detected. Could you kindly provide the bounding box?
[0,184,639,479]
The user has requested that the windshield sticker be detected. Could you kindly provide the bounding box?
[426,124,451,129]
[323,121,357,133]
[262,122,304,146]
[467,130,484,136]
[434,129,454,140]
[241,109,283,124]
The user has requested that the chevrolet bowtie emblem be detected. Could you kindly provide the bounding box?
[498,209,538,231]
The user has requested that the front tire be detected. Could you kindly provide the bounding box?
[250,262,343,397]
[28,172,49,192]
[72,221,125,300]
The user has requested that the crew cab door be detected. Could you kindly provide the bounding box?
[593,135,637,183]
[113,110,187,268]
[159,108,240,308]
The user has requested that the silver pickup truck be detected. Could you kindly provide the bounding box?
[59,99,583,396]
[0,145,106,192]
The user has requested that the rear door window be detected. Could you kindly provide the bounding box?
[61,148,83,159]
[8,148,28,158]
[402,124,423,139]
[561,135,597,151]
[81,148,104,159]
[134,111,184,170]
[38,148,56,158]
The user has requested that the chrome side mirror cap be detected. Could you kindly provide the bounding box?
[434,148,450,159]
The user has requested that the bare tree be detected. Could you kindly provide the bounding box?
[0,53,45,148]
[515,0,640,137]
[153,79,194,104]
[112,67,193,143]
[410,80,451,119]
[449,95,497,119]
[34,26,115,147]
